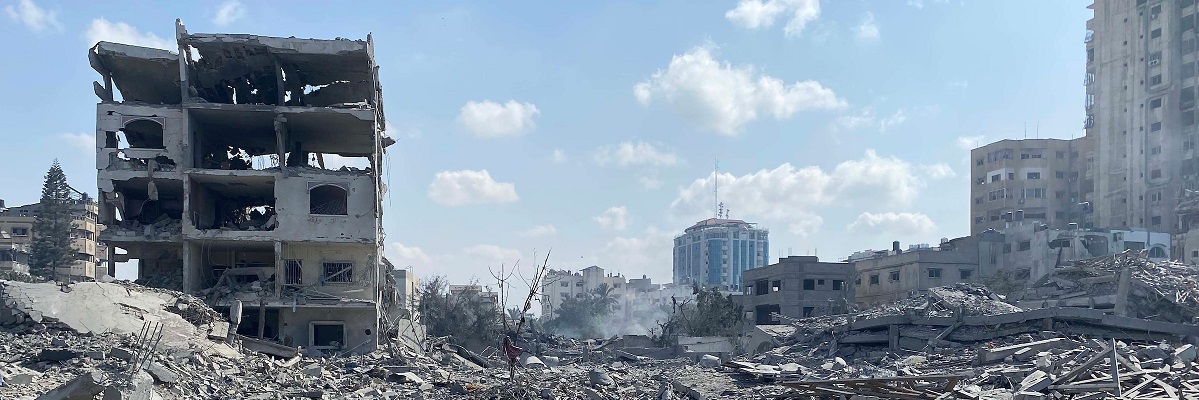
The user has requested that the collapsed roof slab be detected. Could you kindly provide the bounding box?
[181,33,373,85]
[90,42,181,104]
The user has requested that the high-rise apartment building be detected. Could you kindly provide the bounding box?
[672,218,769,290]
[969,137,1094,235]
[90,20,391,354]
[1086,0,1196,235]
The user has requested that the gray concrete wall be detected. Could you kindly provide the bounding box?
[740,257,852,322]
[853,250,979,306]
[278,306,378,354]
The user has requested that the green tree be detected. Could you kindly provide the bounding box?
[655,286,745,346]
[30,161,76,280]
[418,276,502,351]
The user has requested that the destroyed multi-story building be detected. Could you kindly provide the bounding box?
[672,218,769,291]
[0,195,109,280]
[739,255,853,324]
[969,137,1094,235]
[88,20,392,354]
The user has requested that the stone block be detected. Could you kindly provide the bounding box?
[39,349,81,362]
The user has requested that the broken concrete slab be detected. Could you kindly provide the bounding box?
[144,363,178,384]
[979,338,1073,364]
[35,371,105,400]
[1018,370,1052,392]
[0,281,214,351]
[39,349,81,362]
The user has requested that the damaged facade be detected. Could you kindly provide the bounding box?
[739,256,853,324]
[89,20,391,354]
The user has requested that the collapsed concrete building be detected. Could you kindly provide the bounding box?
[88,20,392,354]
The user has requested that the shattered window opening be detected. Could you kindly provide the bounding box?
[322,261,353,283]
[309,184,349,216]
[311,322,345,350]
[120,119,165,150]
[285,259,302,285]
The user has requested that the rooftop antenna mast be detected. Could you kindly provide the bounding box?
[713,158,719,218]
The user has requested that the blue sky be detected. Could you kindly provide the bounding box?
[0,0,1091,286]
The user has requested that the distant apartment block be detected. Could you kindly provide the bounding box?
[673,218,769,290]
[541,266,694,328]
[970,137,1094,235]
[739,256,853,325]
[89,20,391,354]
[0,196,109,279]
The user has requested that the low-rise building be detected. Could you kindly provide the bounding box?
[740,256,853,325]
[851,237,998,306]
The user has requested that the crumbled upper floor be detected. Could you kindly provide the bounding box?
[88,20,384,125]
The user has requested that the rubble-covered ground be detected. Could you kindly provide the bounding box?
[5,259,1199,399]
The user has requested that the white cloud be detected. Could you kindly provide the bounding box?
[520,224,557,237]
[847,212,936,236]
[854,12,880,41]
[634,44,845,135]
[390,242,527,289]
[86,18,174,50]
[907,0,952,9]
[594,206,630,231]
[637,175,663,190]
[829,108,875,132]
[386,243,432,268]
[458,100,540,138]
[462,245,523,266]
[5,0,61,33]
[593,141,681,167]
[428,169,519,206]
[552,149,567,164]
[596,227,675,282]
[725,0,820,37]
[920,163,956,179]
[212,0,246,26]
[956,135,984,150]
[878,109,907,132]
[385,121,422,139]
[671,150,923,236]
[60,133,94,154]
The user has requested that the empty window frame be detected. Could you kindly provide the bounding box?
[285,259,303,285]
[832,280,844,290]
[1150,122,1162,132]
[11,227,29,236]
[960,269,973,280]
[1026,172,1040,180]
[927,268,942,278]
[869,274,880,285]
[322,261,353,283]
[310,322,345,349]
[1018,240,1032,251]
[309,183,348,215]
[803,279,815,290]
[889,271,900,282]
[1150,74,1163,86]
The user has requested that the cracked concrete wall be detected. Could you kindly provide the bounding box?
[96,104,186,172]
[276,306,377,352]
[279,243,378,302]
[275,171,376,243]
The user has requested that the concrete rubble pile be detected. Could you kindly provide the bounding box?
[0,279,765,399]
[1019,251,1199,323]
[711,281,1199,398]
